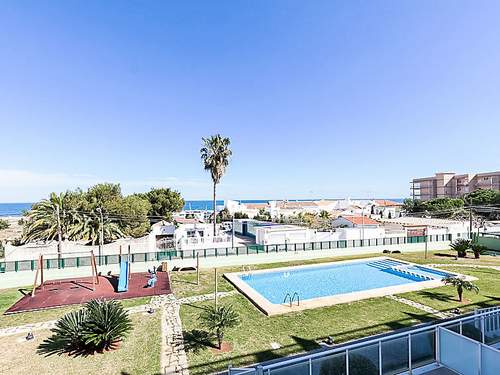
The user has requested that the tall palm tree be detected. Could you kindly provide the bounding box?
[200,135,232,237]
[23,192,68,260]
[68,211,123,245]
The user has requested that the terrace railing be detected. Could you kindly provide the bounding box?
[0,233,466,273]
[227,307,500,375]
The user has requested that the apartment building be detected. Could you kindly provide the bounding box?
[411,171,500,200]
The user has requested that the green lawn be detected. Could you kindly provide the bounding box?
[178,250,500,374]
[400,266,500,314]
[0,311,161,375]
[180,294,433,374]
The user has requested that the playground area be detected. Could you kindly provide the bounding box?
[4,250,171,314]
[5,271,171,314]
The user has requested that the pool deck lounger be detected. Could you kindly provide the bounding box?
[224,257,475,316]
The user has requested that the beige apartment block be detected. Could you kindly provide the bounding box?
[411,171,500,200]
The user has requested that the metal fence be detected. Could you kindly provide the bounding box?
[0,233,462,273]
[228,307,500,375]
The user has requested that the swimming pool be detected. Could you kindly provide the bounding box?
[225,257,464,315]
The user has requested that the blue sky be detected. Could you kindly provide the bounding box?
[1,1,499,202]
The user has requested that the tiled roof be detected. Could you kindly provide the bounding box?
[342,216,380,225]
[374,200,403,207]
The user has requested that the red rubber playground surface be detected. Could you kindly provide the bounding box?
[4,272,172,314]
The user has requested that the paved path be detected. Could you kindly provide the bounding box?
[427,263,500,271]
[160,291,238,375]
[386,295,456,319]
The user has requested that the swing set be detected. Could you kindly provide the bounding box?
[31,250,99,297]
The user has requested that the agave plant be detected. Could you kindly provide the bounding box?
[39,299,132,355]
[443,276,479,302]
[200,304,239,349]
[82,299,132,351]
[450,238,471,258]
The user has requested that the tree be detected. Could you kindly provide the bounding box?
[22,192,69,259]
[200,135,232,237]
[470,242,488,259]
[233,212,248,219]
[254,208,271,222]
[443,276,479,302]
[107,195,151,238]
[68,211,123,245]
[217,208,232,222]
[199,304,239,350]
[143,188,184,220]
[464,189,500,206]
[450,238,471,258]
[85,183,122,210]
[319,210,331,220]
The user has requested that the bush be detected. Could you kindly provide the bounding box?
[200,304,239,349]
[470,243,488,259]
[39,299,132,355]
[450,238,471,258]
[0,219,9,230]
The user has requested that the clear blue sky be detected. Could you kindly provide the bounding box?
[1,1,499,202]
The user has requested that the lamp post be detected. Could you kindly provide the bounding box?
[361,207,365,246]
[231,214,235,249]
[96,207,104,266]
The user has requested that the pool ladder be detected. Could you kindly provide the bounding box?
[241,265,252,277]
[283,292,300,307]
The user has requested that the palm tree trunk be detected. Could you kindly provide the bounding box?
[56,204,62,268]
[458,286,463,302]
[213,182,217,238]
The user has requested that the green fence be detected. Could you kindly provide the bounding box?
[0,234,460,273]
[477,233,500,252]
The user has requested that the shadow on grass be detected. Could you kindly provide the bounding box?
[183,329,217,353]
[415,290,455,303]
[434,253,458,259]
[37,339,120,358]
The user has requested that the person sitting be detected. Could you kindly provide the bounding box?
[148,267,158,288]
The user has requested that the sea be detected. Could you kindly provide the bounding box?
[0,198,404,217]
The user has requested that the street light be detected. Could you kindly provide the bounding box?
[231,215,235,249]
[96,207,104,266]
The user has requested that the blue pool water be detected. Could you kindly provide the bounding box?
[240,259,450,304]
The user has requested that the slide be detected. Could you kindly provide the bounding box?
[117,260,129,292]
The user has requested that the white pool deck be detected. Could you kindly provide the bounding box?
[224,257,476,316]
[0,241,452,289]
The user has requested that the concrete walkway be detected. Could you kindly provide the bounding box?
[386,295,456,319]
[427,263,500,271]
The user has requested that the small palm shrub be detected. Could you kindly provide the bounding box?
[200,304,240,349]
[470,243,488,259]
[450,238,471,258]
[82,299,132,350]
[39,299,132,355]
[443,276,479,302]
